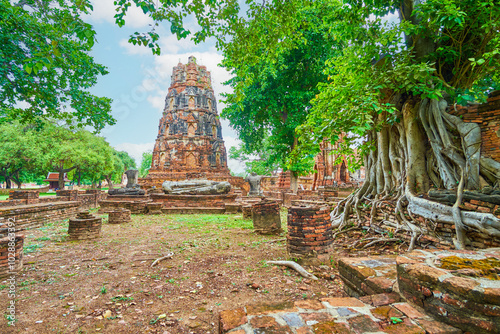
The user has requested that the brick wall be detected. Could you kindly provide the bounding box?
[0,202,80,234]
[0,233,25,279]
[449,90,500,161]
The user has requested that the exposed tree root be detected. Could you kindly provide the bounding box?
[267,260,318,280]
[151,252,174,267]
[329,96,500,251]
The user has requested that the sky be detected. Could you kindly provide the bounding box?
[84,1,244,173]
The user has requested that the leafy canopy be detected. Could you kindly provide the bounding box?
[0,0,114,131]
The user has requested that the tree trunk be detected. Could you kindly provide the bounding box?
[5,178,12,189]
[105,176,113,189]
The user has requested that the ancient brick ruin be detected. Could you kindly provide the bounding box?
[67,211,102,240]
[140,56,247,193]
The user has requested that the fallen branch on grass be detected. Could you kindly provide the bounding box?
[267,261,318,280]
[82,257,109,262]
[150,252,174,267]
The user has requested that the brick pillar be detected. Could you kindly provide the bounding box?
[68,211,102,240]
[251,200,282,235]
[0,234,25,279]
[287,206,333,264]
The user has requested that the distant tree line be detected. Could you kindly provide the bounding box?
[0,121,136,189]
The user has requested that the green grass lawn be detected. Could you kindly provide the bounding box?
[0,191,57,201]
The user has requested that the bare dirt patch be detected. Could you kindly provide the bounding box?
[1,212,351,334]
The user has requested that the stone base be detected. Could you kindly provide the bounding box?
[338,256,397,297]
[224,203,241,214]
[242,205,252,219]
[98,199,150,214]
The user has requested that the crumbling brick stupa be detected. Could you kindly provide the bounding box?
[140,56,247,193]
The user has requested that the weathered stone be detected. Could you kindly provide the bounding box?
[321,297,365,308]
[416,319,462,334]
[0,233,24,278]
[294,300,324,310]
[370,305,404,320]
[108,170,145,196]
[246,301,296,315]
[393,303,426,319]
[67,210,102,240]
[347,314,381,333]
[107,209,131,224]
[162,179,231,195]
[218,308,247,332]
[311,321,351,334]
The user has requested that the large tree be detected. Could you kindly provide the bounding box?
[0,0,114,131]
[0,122,41,188]
[221,4,338,191]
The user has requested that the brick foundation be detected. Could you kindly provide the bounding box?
[287,206,333,261]
[151,193,237,208]
[98,199,150,214]
[67,211,102,240]
[108,209,131,224]
[397,249,500,334]
[0,233,25,279]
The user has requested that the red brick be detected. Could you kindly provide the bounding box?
[219,308,247,332]
[321,297,365,307]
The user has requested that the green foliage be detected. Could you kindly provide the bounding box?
[0,0,114,131]
[228,141,278,176]
[139,151,152,178]
[221,3,338,176]
[0,120,124,188]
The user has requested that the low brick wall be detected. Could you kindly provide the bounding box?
[150,193,237,208]
[287,206,333,261]
[242,205,252,219]
[397,249,500,334]
[0,233,24,279]
[98,200,150,214]
[68,211,102,240]
[0,202,80,234]
[251,201,282,235]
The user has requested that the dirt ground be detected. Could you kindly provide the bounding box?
[0,210,403,334]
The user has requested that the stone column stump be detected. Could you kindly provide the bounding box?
[0,234,25,279]
[287,206,333,265]
[146,203,163,215]
[251,200,282,235]
[68,211,102,240]
[108,209,131,224]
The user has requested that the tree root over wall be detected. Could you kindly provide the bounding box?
[330,95,500,251]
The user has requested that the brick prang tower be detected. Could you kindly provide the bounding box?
[141,56,232,188]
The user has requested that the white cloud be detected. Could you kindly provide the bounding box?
[114,142,155,165]
[87,0,154,28]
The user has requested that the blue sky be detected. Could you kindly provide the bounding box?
[84,1,243,173]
